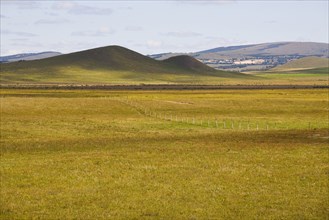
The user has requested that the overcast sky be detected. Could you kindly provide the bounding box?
[1,0,328,56]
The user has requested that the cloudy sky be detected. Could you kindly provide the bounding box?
[1,0,328,56]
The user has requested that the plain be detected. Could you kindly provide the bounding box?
[0,89,328,219]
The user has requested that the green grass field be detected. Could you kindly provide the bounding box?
[271,57,329,71]
[1,89,328,219]
[1,66,327,85]
[250,67,329,85]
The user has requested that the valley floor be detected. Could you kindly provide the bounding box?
[0,89,328,219]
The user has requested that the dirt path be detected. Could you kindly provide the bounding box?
[1,84,328,90]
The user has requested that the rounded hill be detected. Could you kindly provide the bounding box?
[31,45,170,73]
[0,45,250,84]
[163,55,216,73]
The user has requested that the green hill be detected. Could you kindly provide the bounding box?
[163,55,216,72]
[0,45,249,84]
[272,56,329,71]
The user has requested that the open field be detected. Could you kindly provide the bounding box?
[271,57,329,71]
[1,89,328,219]
[1,68,328,85]
[248,67,328,85]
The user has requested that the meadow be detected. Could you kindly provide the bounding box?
[250,67,329,85]
[1,89,328,219]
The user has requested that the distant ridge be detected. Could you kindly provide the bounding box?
[0,51,61,63]
[151,42,329,60]
[196,42,329,57]
[197,44,257,54]
[0,45,247,84]
[150,42,329,71]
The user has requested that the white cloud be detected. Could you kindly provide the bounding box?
[70,5,112,15]
[1,30,37,37]
[53,1,76,10]
[119,6,133,10]
[295,37,312,42]
[45,12,59,17]
[10,38,29,42]
[265,20,277,24]
[146,40,163,48]
[52,2,112,15]
[10,41,43,48]
[99,27,113,34]
[1,49,27,56]
[1,1,42,9]
[134,36,249,54]
[48,41,107,54]
[125,26,143,32]
[71,27,115,37]
[35,19,70,25]
[1,40,44,55]
[196,36,249,50]
[163,31,202,38]
[175,0,236,5]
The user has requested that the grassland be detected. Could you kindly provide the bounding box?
[1,89,328,219]
[271,56,329,71]
[1,65,327,85]
[250,67,328,85]
[256,56,328,85]
[0,68,249,85]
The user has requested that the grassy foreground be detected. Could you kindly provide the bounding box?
[0,89,328,219]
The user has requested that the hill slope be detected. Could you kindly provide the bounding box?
[163,55,216,72]
[271,56,329,71]
[0,45,248,84]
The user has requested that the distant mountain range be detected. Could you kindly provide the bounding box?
[196,42,328,57]
[0,52,61,63]
[0,45,246,84]
[150,42,329,71]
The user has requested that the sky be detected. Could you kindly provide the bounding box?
[1,0,328,56]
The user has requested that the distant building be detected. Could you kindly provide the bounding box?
[233,59,265,65]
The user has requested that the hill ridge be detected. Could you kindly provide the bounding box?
[0,45,247,84]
